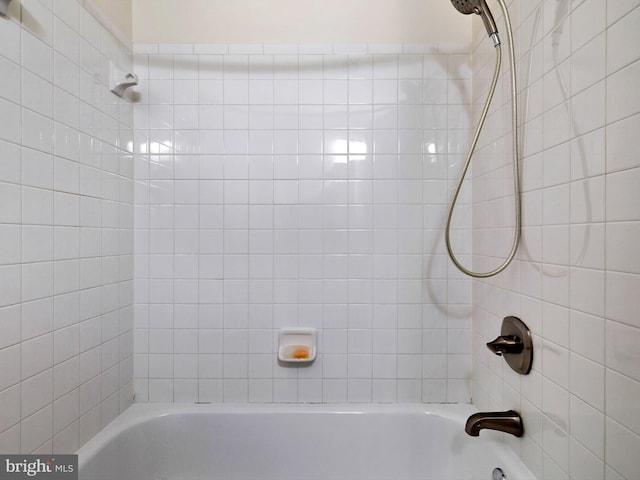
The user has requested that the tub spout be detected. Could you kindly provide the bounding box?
[465,410,523,437]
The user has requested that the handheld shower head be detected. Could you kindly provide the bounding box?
[451,0,499,42]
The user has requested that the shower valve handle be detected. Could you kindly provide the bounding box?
[486,335,524,356]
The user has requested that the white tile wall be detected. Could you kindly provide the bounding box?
[6,0,636,470]
[0,0,134,454]
[133,43,473,404]
[471,1,640,479]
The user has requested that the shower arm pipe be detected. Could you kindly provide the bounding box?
[445,0,520,278]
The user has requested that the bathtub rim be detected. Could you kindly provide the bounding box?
[77,402,480,470]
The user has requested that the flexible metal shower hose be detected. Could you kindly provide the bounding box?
[445,0,520,278]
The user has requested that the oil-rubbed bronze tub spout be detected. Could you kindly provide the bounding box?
[465,410,524,437]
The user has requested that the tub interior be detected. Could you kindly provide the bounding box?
[78,405,535,480]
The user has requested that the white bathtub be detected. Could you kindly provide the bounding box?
[77,404,535,480]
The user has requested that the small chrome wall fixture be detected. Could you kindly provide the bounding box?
[0,0,12,16]
[111,72,139,97]
[110,61,138,98]
[486,316,533,374]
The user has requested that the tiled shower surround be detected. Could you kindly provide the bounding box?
[0,1,134,454]
[4,1,637,472]
[470,1,640,479]
[133,44,474,404]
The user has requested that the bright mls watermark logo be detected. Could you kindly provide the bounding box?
[0,456,77,480]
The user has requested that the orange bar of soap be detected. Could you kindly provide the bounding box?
[290,346,309,359]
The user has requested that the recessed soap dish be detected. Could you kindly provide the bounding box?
[278,328,316,363]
